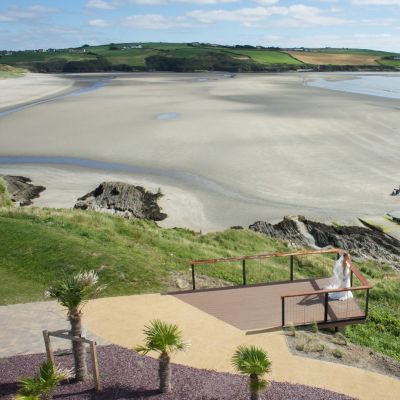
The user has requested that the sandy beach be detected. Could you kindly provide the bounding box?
[0,73,73,109]
[1,72,399,231]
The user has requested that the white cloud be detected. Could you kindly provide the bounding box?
[351,0,400,4]
[88,19,111,27]
[262,32,400,52]
[187,5,350,27]
[86,0,116,9]
[130,0,239,3]
[253,0,279,4]
[122,14,192,29]
[187,7,279,24]
[0,5,58,23]
[273,4,351,27]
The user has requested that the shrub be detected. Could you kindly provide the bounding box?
[332,332,347,346]
[332,349,343,358]
[310,321,319,334]
[285,323,296,337]
[295,342,305,351]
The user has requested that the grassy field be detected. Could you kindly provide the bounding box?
[0,205,399,361]
[2,43,399,72]
[377,59,400,69]
[230,49,303,65]
[287,51,379,66]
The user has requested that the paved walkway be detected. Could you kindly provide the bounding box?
[83,294,400,400]
[0,301,107,358]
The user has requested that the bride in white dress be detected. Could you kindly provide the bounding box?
[324,252,353,301]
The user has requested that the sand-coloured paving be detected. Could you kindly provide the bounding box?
[84,293,400,400]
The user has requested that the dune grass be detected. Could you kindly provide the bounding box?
[0,178,12,207]
[0,64,26,79]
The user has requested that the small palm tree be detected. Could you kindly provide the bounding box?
[232,345,271,400]
[17,361,72,400]
[46,270,105,381]
[135,320,189,393]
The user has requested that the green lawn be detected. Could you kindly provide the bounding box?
[377,59,400,68]
[228,49,304,65]
[93,48,158,67]
[0,206,399,362]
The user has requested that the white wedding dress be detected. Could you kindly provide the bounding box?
[324,256,353,301]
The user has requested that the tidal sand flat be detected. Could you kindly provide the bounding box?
[0,73,73,109]
[1,72,399,231]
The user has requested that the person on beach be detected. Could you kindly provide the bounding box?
[324,252,353,301]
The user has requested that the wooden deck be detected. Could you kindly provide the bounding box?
[172,278,365,332]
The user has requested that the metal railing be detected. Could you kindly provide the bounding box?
[189,248,372,328]
[281,258,372,327]
[190,248,341,291]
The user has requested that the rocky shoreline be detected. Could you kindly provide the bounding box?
[249,215,400,267]
[74,181,167,221]
[0,175,45,206]
[3,174,400,267]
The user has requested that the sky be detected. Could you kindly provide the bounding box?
[0,0,399,51]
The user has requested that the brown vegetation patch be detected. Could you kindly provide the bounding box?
[286,328,400,379]
[287,52,379,65]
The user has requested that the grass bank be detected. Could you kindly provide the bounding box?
[0,207,398,361]
[0,64,26,79]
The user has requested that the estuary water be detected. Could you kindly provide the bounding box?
[307,73,400,100]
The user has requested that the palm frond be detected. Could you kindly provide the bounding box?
[232,345,271,376]
[17,361,72,399]
[135,320,187,355]
[46,270,105,312]
[134,344,151,355]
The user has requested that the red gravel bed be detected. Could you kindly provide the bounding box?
[0,345,354,399]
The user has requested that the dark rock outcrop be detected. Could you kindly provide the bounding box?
[250,215,400,267]
[74,181,167,221]
[0,175,45,206]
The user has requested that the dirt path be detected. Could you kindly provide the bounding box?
[83,294,400,400]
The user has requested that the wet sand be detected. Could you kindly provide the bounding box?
[1,72,399,231]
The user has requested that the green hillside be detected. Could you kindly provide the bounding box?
[0,206,399,361]
[2,42,399,73]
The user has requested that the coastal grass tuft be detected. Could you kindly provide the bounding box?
[0,178,12,207]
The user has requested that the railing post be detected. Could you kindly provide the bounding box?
[290,256,294,281]
[242,259,246,286]
[89,341,101,391]
[350,270,353,287]
[324,292,329,323]
[281,297,285,326]
[191,264,196,291]
[365,288,370,318]
[42,330,55,366]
